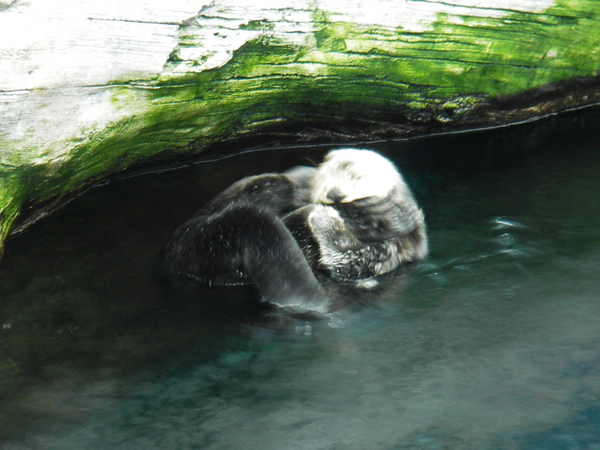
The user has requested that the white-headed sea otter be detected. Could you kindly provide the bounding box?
[163,149,427,313]
[285,149,428,285]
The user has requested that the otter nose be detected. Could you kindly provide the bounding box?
[326,188,345,204]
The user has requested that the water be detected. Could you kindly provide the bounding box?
[1,108,600,449]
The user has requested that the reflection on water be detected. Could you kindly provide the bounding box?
[1,108,600,449]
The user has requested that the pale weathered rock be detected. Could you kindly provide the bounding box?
[1,0,599,254]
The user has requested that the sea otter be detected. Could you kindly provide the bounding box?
[163,149,427,312]
[284,149,428,285]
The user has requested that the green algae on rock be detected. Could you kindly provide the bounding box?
[1,0,600,254]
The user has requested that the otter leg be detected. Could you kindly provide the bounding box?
[239,207,330,313]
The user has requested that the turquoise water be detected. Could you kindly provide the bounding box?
[1,108,600,449]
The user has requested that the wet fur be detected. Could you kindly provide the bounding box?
[163,166,330,313]
[164,149,427,313]
[285,149,428,284]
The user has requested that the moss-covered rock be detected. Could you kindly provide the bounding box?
[1,0,600,254]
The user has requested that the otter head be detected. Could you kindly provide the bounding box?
[311,149,408,205]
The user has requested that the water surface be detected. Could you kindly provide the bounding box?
[1,108,600,449]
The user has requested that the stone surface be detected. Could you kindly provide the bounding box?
[1,0,599,253]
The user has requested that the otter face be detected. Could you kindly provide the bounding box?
[309,149,425,244]
[310,149,409,205]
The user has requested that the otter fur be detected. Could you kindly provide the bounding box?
[284,149,428,284]
[164,149,427,312]
[163,165,330,313]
